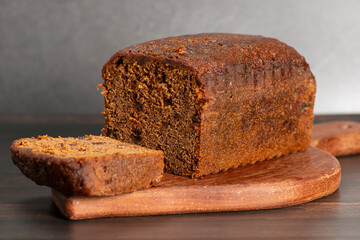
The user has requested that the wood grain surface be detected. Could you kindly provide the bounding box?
[312,121,360,156]
[1,115,360,239]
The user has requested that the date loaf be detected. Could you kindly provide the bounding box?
[101,33,316,178]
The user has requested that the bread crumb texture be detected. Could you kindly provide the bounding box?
[12,135,159,159]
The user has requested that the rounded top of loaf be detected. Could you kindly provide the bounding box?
[103,33,309,78]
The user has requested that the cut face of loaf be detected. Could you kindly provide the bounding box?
[10,135,164,196]
[101,33,316,178]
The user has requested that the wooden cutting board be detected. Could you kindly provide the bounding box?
[52,147,341,220]
[311,121,360,157]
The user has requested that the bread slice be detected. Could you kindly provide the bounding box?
[10,135,164,196]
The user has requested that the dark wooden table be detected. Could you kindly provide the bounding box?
[1,114,359,240]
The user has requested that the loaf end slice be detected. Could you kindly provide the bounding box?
[10,135,164,196]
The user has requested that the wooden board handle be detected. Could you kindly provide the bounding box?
[312,121,360,156]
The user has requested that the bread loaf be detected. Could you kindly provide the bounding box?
[10,135,164,196]
[101,33,316,178]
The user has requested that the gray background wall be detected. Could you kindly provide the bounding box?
[1,0,359,115]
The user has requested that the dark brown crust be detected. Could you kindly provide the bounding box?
[103,33,306,81]
[10,137,164,196]
[102,33,316,178]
